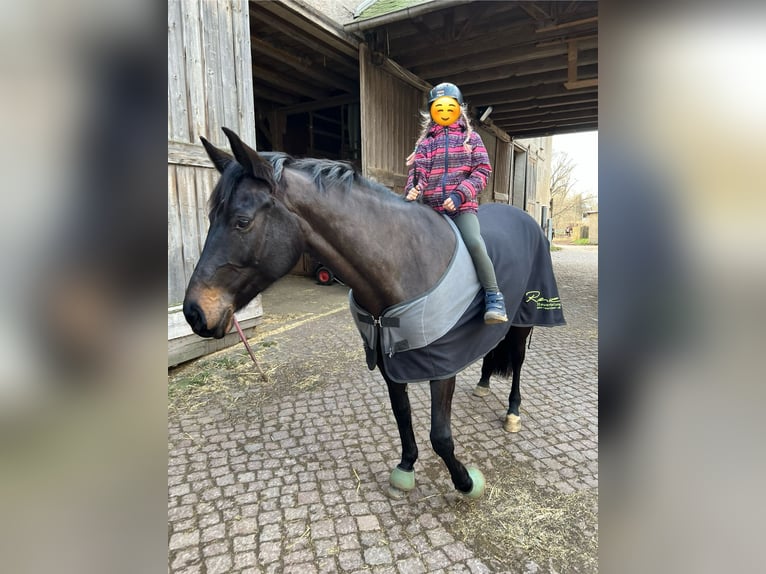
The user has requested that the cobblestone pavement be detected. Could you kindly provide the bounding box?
[168,244,598,573]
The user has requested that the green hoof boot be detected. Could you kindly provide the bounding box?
[387,467,415,499]
[462,467,485,499]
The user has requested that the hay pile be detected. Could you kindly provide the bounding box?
[453,463,598,573]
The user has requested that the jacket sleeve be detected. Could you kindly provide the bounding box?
[404,139,433,193]
[454,132,492,203]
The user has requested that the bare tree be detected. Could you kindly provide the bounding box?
[549,151,595,231]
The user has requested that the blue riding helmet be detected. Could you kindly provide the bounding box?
[428,82,464,105]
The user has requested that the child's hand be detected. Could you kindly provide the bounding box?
[405,186,420,201]
[443,197,457,212]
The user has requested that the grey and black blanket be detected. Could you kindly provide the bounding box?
[350,203,565,383]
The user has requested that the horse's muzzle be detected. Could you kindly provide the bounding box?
[183,300,211,337]
[183,300,232,339]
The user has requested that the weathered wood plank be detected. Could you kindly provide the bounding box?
[168,297,263,367]
[176,166,202,288]
[168,0,190,141]
[366,167,407,190]
[168,165,187,305]
[201,0,224,143]
[169,140,212,168]
[168,297,262,340]
[233,0,255,144]
[194,168,213,254]
[182,0,207,141]
[218,0,238,133]
[168,319,261,367]
[359,43,422,188]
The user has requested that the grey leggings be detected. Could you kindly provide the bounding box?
[453,212,499,292]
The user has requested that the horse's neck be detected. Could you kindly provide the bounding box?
[280,169,454,315]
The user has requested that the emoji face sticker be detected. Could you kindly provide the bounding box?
[430,96,461,126]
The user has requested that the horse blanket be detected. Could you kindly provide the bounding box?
[350,203,566,383]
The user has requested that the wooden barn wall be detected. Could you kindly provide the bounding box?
[168,0,260,366]
[492,139,512,204]
[477,126,497,204]
[359,44,423,193]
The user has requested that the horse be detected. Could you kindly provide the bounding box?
[183,127,564,499]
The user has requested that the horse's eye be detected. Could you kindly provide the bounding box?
[235,217,251,230]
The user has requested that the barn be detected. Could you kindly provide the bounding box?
[168,0,598,365]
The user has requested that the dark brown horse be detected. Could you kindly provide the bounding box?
[184,128,563,498]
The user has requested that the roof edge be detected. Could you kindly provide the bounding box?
[345,0,471,32]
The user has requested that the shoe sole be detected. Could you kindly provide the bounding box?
[484,313,508,324]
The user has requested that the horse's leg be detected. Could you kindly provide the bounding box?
[430,377,485,498]
[473,349,495,397]
[504,327,532,433]
[384,377,419,498]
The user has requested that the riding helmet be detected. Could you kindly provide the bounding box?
[427,82,463,105]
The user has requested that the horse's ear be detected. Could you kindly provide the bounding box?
[200,136,233,174]
[221,127,274,184]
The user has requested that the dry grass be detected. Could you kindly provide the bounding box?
[168,327,363,421]
[453,464,598,573]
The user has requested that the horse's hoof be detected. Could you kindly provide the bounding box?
[386,485,409,500]
[473,385,490,397]
[389,467,415,492]
[504,413,521,433]
[462,467,485,499]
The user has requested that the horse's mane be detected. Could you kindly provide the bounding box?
[262,152,398,198]
[208,152,402,218]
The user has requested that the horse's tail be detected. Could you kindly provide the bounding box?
[485,326,533,377]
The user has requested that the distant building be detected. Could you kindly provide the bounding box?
[581,211,599,244]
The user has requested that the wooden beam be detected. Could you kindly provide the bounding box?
[461,65,598,98]
[493,103,597,122]
[451,49,598,86]
[254,84,301,106]
[475,117,511,143]
[568,40,579,85]
[507,122,598,138]
[412,42,594,79]
[252,65,330,100]
[249,8,358,77]
[503,113,598,131]
[536,16,598,34]
[491,95,599,114]
[520,3,551,22]
[257,0,359,58]
[371,52,432,93]
[397,21,537,69]
[278,94,359,115]
[536,33,598,48]
[467,83,597,107]
[565,78,599,90]
[251,37,358,93]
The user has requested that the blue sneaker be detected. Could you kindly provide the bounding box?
[484,290,508,324]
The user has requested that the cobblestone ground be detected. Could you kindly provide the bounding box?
[168,244,598,573]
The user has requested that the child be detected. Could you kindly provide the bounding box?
[404,82,508,324]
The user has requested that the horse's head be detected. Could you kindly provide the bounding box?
[183,128,304,339]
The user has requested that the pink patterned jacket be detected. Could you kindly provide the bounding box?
[405,118,492,216]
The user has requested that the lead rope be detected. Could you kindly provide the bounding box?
[232,315,268,381]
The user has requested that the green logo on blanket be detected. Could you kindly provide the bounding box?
[525,290,562,310]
